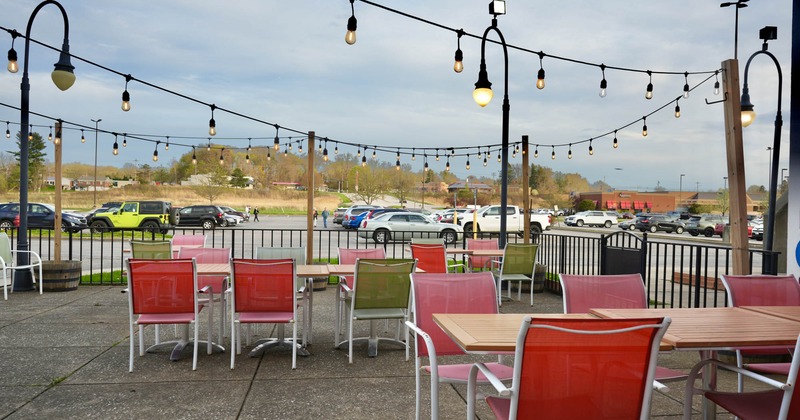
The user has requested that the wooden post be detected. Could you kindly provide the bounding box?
[721,59,749,274]
[306,131,315,265]
[522,135,530,244]
[53,120,62,262]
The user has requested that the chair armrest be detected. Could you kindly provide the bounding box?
[447,262,466,273]
[198,285,212,294]
[405,321,436,359]
[653,381,669,393]
[685,358,789,397]
[9,249,43,264]
[338,279,353,294]
[467,362,512,419]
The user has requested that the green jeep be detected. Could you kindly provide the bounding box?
[90,201,175,234]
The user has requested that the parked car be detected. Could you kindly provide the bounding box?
[222,213,242,227]
[620,212,636,219]
[342,205,378,229]
[1,202,87,233]
[752,224,764,241]
[357,211,462,244]
[635,214,685,234]
[332,207,349,225]
[432,208,470,222]
[564,211,617,228]
[618,217,640,231]
[219,206,248,222]
[714,221,753,238]
[685,214,725,237]
[90,201,174,234]
[175,205,226,230]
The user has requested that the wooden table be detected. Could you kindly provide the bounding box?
[445,248,505,257]
[327,264,424,276]
[432,313,597,353]
[742,305,800,323]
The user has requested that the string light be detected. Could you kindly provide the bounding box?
[465,155,470,170]
[567,144,572,159]
[551,146,556,160]
[318,140,323,152]
[48,126,52,141]
[53,123,61,145]
[713,70,720,95]
[411,148,416,161]
[122,134,127,147]
[288,138,293,151]
[395,159,400,170]
[435,149,440,161]
[345,0,358,45]
[246,152,250,164]
[208,104,217,136]
[534,145,539,158]
[334,142,339,154]
[298,139,303,154]
[445,157,450,172]
[152,141,159,162]
[683,72,690,99]
[645,70,653,100]
[273,125,280,151]
[497,153,501,163]
[674,99,681,118]
[165,136,169,151]
[372,147,377,160]
[207,138,211,151]
[642,116,648,137]
[613,130,619,148]
[80,129,85,143]
[6,121,10,139]
[6,32,18,73]
[599,64,607,98]
[28,125,32,141]
[396,149,400,160]
[453,29,464,73]
[191,146,197,165]
[483,155,487,166]
[357,146,361,158]
[112,134,119,155]
[588,139,594,155]
[121,74,132,112]
[424,155,429,172]
[219,148,225,165]
[323,140,329,161]
[536,52,545,89]
[361,154,367,167]
[267,149,271,161]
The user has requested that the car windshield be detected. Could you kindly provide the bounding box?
[372,212,394,221]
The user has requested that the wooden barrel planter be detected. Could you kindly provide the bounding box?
[41,260,82,292]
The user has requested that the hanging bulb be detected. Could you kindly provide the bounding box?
[551,147,556,160]
[153,149,158,162]
[683,72,690,99]
[497,154,501,163]
[267,150,271,161]
[613,131,619,149]
[298,140,303,154]
[372,147,376,160]
[246,154,250,164]
[465,157,470,170]
[323,145,329,162]
[483,156,487,166]
[395,159,401,170]
[424,159,429,172]
[534,146,539,159]
[445,158,450,172]
[334,142,339,154]
[512,148,516,158]
[714,71,720,95]
[122,135,127,147]
[208,105,217,136]
[357,147,361,158]
[48,127,52,141]
[396,149,400,160]
[453,30,464,73]
[361,155,367,167]
[473,61,494,106]
[219,148,225,165]
[288,141,293,151]
[121,75,132,111]
[113,135,119,155]
[674,101,681,118]
[165,137,169,151]
[6,122,11,139]
[536,52,546,89]
[54,127,61,145]
[588,140,594,156]
[7,37,18,73]
[642,117,648,137]
[411,148,416,161]
[274,126,281,150]
[345,0,358,45]
[80,130,85,143]
[318,141,322,152]
[192,147,197,165]
[435,150,440,161]
[598,64,607,98]
[645,70,653,100]
[568,145,572,159]
[207,139,211,151]
[28,125,32,141]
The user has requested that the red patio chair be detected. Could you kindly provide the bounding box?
[406,272,512,420]
[335,247,386,346]
[559,273,687,388]
[466,238,498,272]
[467,316,670,420]
[178,247,231,344]
[410,243,464,274]
[172,234,206,258]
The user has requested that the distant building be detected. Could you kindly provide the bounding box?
[575,190,763,214]
[447,181,494,193]
[45,177,74,190]
[181,174,212,187]
[76,175,113,191]
[272,181,301,190]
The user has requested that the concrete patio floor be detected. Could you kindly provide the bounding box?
[0,282,762,419]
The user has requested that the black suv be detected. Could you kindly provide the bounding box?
[0,202,87,233]
[635,214,685,234]
[176,205,226,230]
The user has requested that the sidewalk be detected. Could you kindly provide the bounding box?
[1,284,738,419]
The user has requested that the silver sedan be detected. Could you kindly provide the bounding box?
[357,212,463,244]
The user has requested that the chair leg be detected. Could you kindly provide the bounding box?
[192,320,200,371]
[230,318,236,370]
[139,325,145,356]
[292,320,297,370]
[348,316,354,364]
[129,320,135,372]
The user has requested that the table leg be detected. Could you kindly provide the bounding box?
[699,350,718,420]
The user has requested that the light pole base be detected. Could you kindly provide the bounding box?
[12,269,34,292]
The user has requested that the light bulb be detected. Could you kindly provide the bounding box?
[714,81,720,95]
[122,137,127,147]
[645,83,653,100]
[80,131,85,143]
[674,104,681,118]
[192,151,197,165]
[7,47,18,73]
[642,123,648,137]
[121,90,131,111]
[208,119,216,136]
[345,14,357,45]
[683,85,690,99]
[153,150,158,162]
[599,79,607,98]
[473,88,493,107]
[454,60,463,73]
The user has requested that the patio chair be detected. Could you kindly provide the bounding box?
[342,258,416,363]
[466,238,499,272]
[130,240,173,260]
[230,258,299,369]
[490,244,538,306]
[683,334,800,420]
[126,258,212,372]
[559,273,687,388]
[178,247,231,343]
[410,237,445,245]
[256,247,312,346]
[406,272,512,420]
[172,234,206,258]
[720,274,800,392]
[409,243,464,274]
[0,232,43,300]
[335,247,386,346]
[467,316,671,420]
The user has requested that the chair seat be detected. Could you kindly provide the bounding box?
[239,312,294,323]
[498,274,532,281]
[654,365,686,382]
[352,308,406,320]
[138,313,195,324]
[425,362,513,383]
[485,396,511,420]
[744,362,790,375]
[706,389,784,420]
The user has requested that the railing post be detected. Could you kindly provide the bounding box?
[693,246,703,308]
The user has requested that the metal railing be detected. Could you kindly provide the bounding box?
[9,227,777,309]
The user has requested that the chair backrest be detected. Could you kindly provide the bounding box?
[338,248,386,287]
[466,238,498,271]
[0,232,11,263]
[127,258,197,315]
[720,274,800,307]
[559,274,647,314]
[500,244,538,277]
[510,317,670,419]
[410,272,498,357]
[411,237,445,245]
[231,258,296,313]
[256,247,306,264]
[178,247,231,263]
[410,243,448,274]
[130,240,173,260]
[172,234,206,247]
[352,259,416,311]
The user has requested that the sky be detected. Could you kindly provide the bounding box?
[0,0,792,192]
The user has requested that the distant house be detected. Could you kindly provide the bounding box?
[76,176,112,191]
[418,182,448,193]
[447,181,493,193]
[272,181,301,190]
[181,174,212,187]
[45,177,74,190]
[113,179,139,188]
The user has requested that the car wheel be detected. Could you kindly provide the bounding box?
[60,221,68,232]
[90,220,108,234]
[676,226,685,234]
[373,229,390,244]
[141,221,159,233]
[530,225,543,235]
[604,221,612,228]
[463,223,474,236]
[703,228,714,237]
[202,219,215,230]
[690,231,699,236]
[220,219,228,227]
[627,224,636,231]
[649,226,657,233]
[576,220,584,227]
[440,230,457,244]
[0,220,13,230]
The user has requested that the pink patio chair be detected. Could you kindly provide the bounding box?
[335,247,386,345]
[720,274,800,391]
[409,243,464,274]
[230,258,299,369]
[467,316,671,420]
[178,247,231,343]
[126,258,212,372]
[466,238,498,272]
[171,234,206,258]
[406,272,512,420]
[684,334,800,420]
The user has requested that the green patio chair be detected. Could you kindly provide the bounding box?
[491,244,538,307]
[130,240,173,260]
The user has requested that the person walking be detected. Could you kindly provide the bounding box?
[252,207,259,222]
[245,205,250,222]
[313,208,318,227]
[321,208,330,228]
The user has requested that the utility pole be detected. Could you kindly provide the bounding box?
[91,118,101,208]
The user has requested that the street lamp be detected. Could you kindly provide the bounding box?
[91,118,101,208]
[8,0,75,291]
[740,26,782,271]
[679,174,685,211]
[719,0,749,60]
[473,0,510,247]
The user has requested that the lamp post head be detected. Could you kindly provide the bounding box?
[488,0,506,16]
[51,46,75,91]
[473,61,493,107]
[740,85,756,127]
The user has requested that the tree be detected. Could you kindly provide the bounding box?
[229,167,248,188]
[193,167,229,204]
[350,166,387,205]
[716,188,730,216]
[390,166,417,205]
[576,199,596,212]
[10,131,47,191]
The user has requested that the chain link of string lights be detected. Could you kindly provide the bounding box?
[3,0,722,170]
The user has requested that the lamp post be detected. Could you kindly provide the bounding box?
[91,118,101,208]
[8,0,75,291]
[720,0,749,60]
[679,173,685,211]
[473,0,510,247]
[740,26,782,272]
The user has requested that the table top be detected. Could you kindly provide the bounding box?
[196,263,231,275]
[742,306,800,323]
[446,248,504,257]
[196,263,328,278]
[590,307,800,350]
[327,264,424,276]
[432,313,596,353]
